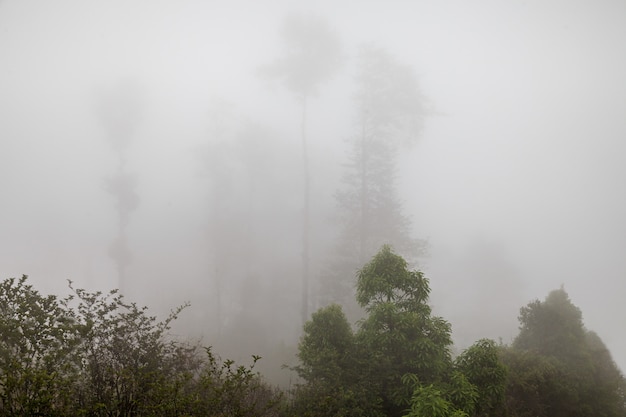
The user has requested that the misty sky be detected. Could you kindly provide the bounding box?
[1,1,625,370]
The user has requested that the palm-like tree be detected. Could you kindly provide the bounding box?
[264,13,342,325]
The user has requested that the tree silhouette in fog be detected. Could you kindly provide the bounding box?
[323,45,427,317]
[263,13,342,325]
[200,102,303,354]
[502,288,626,417]
[96,78,143,293]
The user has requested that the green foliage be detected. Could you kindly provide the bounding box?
[403,382,470,417]
[190,347,283,417]
[296,304,355,384]
[445,371,479,416]
[7,265,625,417]
[504,288,626,417]
[0,275,79,415]
[356,246,453,407]
[294,253,626,417]
[292,304,383,416]
[454,339,507,417]
[500,347,570,417]
[67,282,196,415]
[583,331,626,417]
[355,246,454,416]
[290,381,384,417]
[294,247,457,416]
[401,371,478,417]
[514,288,587,362]
[356,245,430,311]
[0,275,283,416]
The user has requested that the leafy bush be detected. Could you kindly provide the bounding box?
[0,275,283,416]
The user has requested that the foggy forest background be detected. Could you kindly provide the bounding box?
[1,0,625,387]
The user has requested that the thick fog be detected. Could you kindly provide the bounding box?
[1,0,625,377]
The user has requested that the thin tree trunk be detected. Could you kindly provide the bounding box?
[359,117,368,266]
[215,265,222,338]
[117,152,126,293]
[301,96,310,326]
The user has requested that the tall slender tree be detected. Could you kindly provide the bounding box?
[263,13,342,325]
[324,45,426,315]
[96,79,143,293]
[200,103,304,351]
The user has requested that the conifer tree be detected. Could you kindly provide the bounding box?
[324,45,426,315]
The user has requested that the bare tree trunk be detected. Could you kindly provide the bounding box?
[359,117,369,266]
[301,97,310,326]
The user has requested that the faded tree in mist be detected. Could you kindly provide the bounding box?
[503,288,626,417]
[202,102,241,337]
[201,103,303,351]
[324,45,426,315]
[263,13,342,325]
[202,110,267,338]
[97,79,143,293]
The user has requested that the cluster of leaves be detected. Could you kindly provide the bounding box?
[501,288,626,417]
[292,246,626,417]
[292,245,508,417]
[325,45,426,320]
[3,250,625,417]
[0,275,283,416]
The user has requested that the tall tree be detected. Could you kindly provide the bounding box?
[325,45,426,315]
[96,79,143,293]
[264,13,342,325]
[200,104,306,369]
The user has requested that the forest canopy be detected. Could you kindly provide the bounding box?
[2,248,624,416]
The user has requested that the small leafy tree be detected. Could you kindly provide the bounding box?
[504,288,626,417]
[356,245,453,416]
[296,304,355,384]
[191,347,283,417]
[292,304,383,417]
[67,283,193,415]
[0,275,79,416]
[454,339,507,417]
[514,288,588,362]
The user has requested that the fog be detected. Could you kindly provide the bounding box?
[1,0,625,379]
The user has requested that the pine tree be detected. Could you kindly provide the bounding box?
[323,45,426,316]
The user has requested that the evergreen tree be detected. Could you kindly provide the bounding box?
[324,45,426,316]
